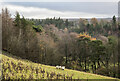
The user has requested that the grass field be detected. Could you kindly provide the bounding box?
[1,52,120,81]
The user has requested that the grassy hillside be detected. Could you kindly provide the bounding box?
[1,52,120,81]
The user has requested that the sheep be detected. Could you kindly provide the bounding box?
[56,66,65,70]
[61,66,65,70]
[56,65,59,69]
[56,66,61,69]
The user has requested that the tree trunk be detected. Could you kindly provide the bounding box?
[113,51,116,77]
[106,59,109,76]
[97,60,100,68]
[94,62,96,73]
[65,43,68,65]
[85,58,87,72]
[118,53,120,78]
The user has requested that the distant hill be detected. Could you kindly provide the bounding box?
[67,18,112,22]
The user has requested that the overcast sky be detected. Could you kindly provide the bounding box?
[0,1,119,19]
[0,0,119,2]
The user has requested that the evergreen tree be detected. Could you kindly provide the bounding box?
[65,19,69,28]
[112,15,117,34]
[21,16,27,29]
[15,12,21,28]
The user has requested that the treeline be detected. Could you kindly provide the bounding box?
[28,17,74,29]
[29,16,118,37]
[1,8,120,78]
[70,17,118,37]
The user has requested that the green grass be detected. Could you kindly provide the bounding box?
[1,52,120,81]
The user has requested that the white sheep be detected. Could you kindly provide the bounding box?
[56,65,59,69]
[61,66,65,70]
[56,66,61,69]
[56,66,65,70]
